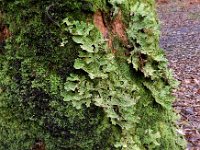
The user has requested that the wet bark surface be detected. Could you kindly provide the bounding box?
[157,0,200,149]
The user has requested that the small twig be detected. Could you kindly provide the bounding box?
[45,4,60,27]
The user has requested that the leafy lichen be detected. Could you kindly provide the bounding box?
[0,0,186,149]
[62,1,186,149]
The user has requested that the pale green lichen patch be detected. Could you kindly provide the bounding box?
[62,0,186,149]
[0,0,186,149]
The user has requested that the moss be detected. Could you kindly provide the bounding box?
[86,0,108,12]
[0,1,117,149]
[0,0,186,150]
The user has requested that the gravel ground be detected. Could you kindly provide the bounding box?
[157,0,200,149]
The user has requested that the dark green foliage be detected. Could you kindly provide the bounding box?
[0,0,185,150]
[0,1,117,149]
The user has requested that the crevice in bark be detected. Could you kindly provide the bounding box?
[93,10,129,55]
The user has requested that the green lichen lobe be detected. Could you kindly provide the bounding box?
[62,0,186,149]
[0,0,186,150]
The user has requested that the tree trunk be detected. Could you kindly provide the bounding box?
[0,0,185,149]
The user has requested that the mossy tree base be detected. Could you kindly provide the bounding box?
[0,0,185,150]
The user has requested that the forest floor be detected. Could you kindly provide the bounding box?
[157,0,200,149]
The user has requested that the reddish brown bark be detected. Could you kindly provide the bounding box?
[0,25,10,42]
[93,10,128,54]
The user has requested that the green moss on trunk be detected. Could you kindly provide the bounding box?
[0,0,186,150]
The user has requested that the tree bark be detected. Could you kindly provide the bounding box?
[0,0,186,149]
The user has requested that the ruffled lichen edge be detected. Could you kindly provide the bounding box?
[61,0,186,149]
[0,0,186,149]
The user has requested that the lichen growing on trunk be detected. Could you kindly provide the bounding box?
[0,0,186,150]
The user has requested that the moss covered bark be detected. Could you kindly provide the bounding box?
[0,0,185,150]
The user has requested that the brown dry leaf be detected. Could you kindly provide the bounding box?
[193,79,200,85]
[189,0,200,4]
[197,89,200,94]
[156,0,169,4]
[184,79,191,84]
